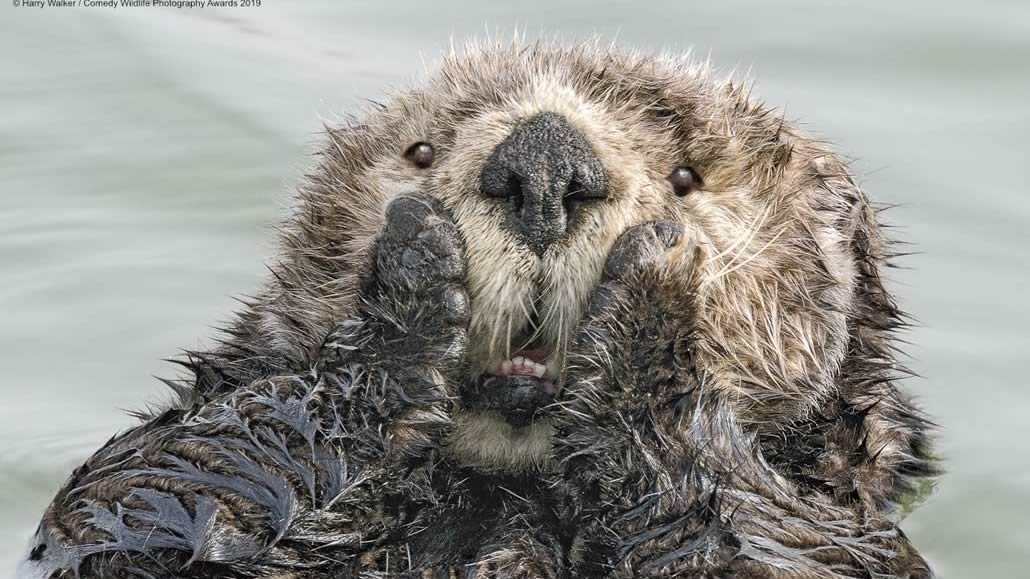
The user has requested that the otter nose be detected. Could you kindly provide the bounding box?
[480,112,608,255]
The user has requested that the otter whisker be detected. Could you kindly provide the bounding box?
[536,273,563,342]
[556,296,567,371]
[705,218,788,286]
[515,291,540,352]
[505,311,513,360]
[707,204,772,278]
[485,303,506,363]
[717,225,788,282]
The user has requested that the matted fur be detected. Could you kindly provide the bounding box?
[19,39,936,579]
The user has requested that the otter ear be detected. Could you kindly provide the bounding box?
[818,176,938,510]
[807,161,901,350]
[835,188,908,387]
[836,182,910,375]
[847,194,902,339]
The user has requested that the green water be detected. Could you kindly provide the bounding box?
[2,1,1028,575]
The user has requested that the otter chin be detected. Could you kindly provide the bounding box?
[453,343,563,471]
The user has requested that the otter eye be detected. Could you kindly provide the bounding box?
[403,142,435,169]
[668,166,702,197]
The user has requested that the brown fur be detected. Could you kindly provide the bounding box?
[20,40,936,579]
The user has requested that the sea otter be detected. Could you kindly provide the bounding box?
[18,42,936,579]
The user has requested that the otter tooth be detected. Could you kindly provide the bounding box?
[506,357,548,379]
[529,362,546,378]
[499,360,513,375]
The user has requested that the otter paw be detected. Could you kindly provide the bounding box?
[373,193,465,294]
[602,220,685,282]
[364,192,470,328]
[579,221,694,322]
[349,192,470,367]
[556,219,699,427]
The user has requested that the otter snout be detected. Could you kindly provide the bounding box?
[480,112,608,255]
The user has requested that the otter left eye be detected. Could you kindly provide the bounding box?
[668,166,702,196]
[403,142,435,168]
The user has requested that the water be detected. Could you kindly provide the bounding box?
[1,1,1027,575]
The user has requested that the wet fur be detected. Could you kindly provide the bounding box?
[23,40,935,578]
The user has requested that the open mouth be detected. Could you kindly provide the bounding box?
[459,340,561,428]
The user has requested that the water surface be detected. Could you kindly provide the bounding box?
[2,1,1028,575]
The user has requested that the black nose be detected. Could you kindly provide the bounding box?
[480,112,608,255]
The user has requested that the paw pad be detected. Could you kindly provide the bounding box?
[374,192,465,293]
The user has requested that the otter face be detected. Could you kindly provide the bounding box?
[296,44,876,471]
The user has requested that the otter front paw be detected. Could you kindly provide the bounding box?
[552,220,701,499]
[601,220,686,281]
[326,193,469,370]
[364,193,469,354]
[371,194,465,301]
[567,220,699,399]
[318,193,469,459]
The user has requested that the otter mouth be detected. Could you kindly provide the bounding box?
[459,343,560,428]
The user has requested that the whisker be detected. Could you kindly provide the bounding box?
[532,274,563,350]
[505,312,513,360]
[487,298,506,362]
[516,291,539,351]
[706,206,773,283]
[707,223,788,284]
[708,203,770,265]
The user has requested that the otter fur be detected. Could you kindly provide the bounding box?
[19,41,936,579]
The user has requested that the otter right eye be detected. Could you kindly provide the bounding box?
[403,142,435,168]
[668,166,702,196]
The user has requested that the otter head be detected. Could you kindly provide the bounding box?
[263,43,893,472]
